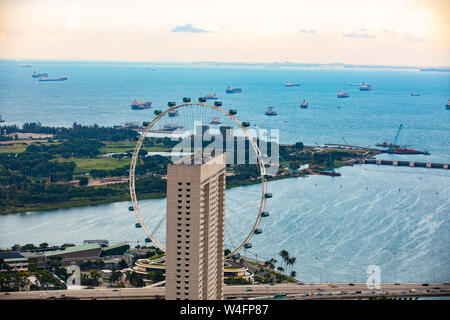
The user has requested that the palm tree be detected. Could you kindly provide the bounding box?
[279,250,289,271]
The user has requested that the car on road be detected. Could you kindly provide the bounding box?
[355,290,362,294]
[422,283,429,286]
[246,287,253,292]
[112,289,119,292]
[348,283,355,286]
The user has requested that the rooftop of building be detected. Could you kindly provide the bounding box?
[0,251,25,260]
[172,151,226,166]
[43,243,101,257]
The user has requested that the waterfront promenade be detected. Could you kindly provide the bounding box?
[1,283,448,300]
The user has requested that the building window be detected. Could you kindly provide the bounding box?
[178,182,182,185]
[186,182,191,186]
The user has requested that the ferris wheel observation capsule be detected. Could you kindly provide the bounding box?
[183,97,191,103]
[168,102,176,107]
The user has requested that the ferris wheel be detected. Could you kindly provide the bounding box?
[128,98,272,258]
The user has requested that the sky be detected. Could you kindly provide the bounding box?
[0,0,449,66]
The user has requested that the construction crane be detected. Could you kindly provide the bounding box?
[388,124,403,152]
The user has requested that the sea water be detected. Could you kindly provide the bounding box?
[0,60,449,282]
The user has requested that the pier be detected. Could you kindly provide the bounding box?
[362,158,449,170]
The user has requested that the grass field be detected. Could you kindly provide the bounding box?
[0,144,28,154]
[58,156,131,173]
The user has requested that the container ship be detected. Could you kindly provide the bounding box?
[131,99,152,110]
[38,75,68,81]
[337,91,349,98]
[226,86,242,93]
[300,100,308,108]
[285,82,301,87]
[32,71,48,78]
[203,93,218,100]
[265,106,277,116]
[359,82,372,91]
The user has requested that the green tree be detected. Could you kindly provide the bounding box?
[78,176,89,186]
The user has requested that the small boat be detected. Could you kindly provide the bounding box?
[203,93,218,100]
[0,115,5,123]
[411,93,420,96]
[226,86,242,93]
[445,98,450,110]
[300,100,308,108]
[32,71,48,78]
[20,64,31,68]
[168,110,178,117]
[359,82,372,91]
[285,82,301,87]
[210,117,221,125]
[265,106,277,116]
[147,67,159,71]
[131,99,152,110]
[337,91,349,98]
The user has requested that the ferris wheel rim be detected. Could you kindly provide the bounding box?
[129,102,269,258]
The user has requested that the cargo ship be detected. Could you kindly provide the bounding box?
[411,93,420,96]
[386,147,430,155]
[337,91,349,98]
[151,124,185,133]
[20,64,31,68]
[300,100,308,108]
[285,82,301,87]
[307,169,341,177]
[265,106,277,116]
[0,115,4,123]
[203,93,218,100]
[38,75,68,81]
[131,99,152,110]
[32,71,48,78]
[226,86,242,93]
[359,82,372,91]
[446,98,450,110]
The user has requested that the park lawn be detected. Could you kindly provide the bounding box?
[100,141,173,153]
[0,144,28,154]
[58,156,131,174]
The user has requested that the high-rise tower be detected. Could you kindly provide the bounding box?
[165,152,226,300]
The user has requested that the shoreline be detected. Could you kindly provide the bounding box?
[0,173,303,216]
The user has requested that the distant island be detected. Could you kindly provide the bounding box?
[192,61,450,71]
[420,68,450,72]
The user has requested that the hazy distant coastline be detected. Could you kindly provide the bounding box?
[192,61,450,71]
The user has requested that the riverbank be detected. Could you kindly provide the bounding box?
[0,172,305,215]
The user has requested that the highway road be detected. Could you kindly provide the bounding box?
[1,283,449,300]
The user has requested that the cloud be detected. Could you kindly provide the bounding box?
[404,35,424,42]
[171,24,209,33]
[300,29,316,34]
[342,32,376,39]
